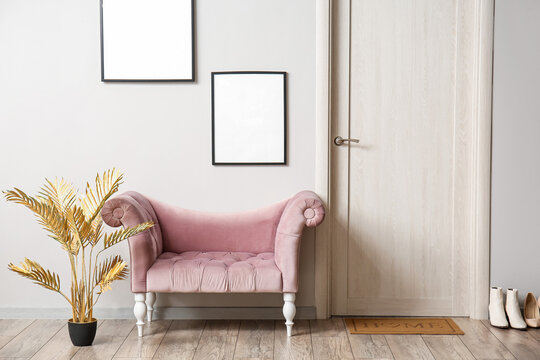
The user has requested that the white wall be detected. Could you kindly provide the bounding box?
[0,0,316,313]
[491,0,540,299]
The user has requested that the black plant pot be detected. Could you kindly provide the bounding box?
[68,318,97,346]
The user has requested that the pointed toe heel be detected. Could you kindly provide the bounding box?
[524,292,540,328]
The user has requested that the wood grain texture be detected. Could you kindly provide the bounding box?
[482,320,540,359]
[201,320,240,337]
[384,336,434,360]
[314,0,332,320]
[96,319,135,338]
[0,319,34,337]
[152,320,205,360]
[525,326,540,343]
[312,336,354,360]
[329,0,494,318]
[0,336,11,352]
[30,325,79,360]
[311,318,353,360]
[0,318,535,359]
[346,0,456,316]
[329,0,352,316]
[72,320,133,360]
[346,334,393,360]
[453,318,515,359]
[192,320,239,360]
[451,0,477,318]
[193,335,236,360]
[233,320,274,360]
[422,335,475,360]
[0,319,33,351]
[274,320,312,360]
[310,318,347,337]
[113,320,171,359]
[470,0,495,320]
[0,319,64,358]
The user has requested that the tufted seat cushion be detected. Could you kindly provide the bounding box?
[146,251,283,293]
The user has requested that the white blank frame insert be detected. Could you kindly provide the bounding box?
[212,72,287,165]
[100,0,194,81]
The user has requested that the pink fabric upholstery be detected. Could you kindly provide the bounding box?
[101,191,325,294]
[149,199,288,254]
[147,252,282,293]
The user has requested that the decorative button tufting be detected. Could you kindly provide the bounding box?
[112,208,124,219]
[304,208,315,219]
[147,251,282,293]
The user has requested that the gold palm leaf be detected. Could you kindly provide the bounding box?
[65,207,82,255]
[94,255,128,294]
[4,188,42,210]
[73,205,91,245]
[71,205,102,248]
[81,169,123,223]
[38,178,77,216]
[87,217,104,247]
[8,258,61,292]
[103,221,154,250]
[4,189,71,247]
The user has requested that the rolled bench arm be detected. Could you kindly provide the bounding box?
[274,191,325,293]
[101,191,163,293]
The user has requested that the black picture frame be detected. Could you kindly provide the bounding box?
[100,0,195,82]
[211,71,287,166]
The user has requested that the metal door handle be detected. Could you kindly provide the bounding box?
[334,136,360,146]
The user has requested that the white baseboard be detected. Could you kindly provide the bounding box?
[0,306,316,320]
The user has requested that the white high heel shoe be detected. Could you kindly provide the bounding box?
[489,287,509,328]
[506,289,527,330]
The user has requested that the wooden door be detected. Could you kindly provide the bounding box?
[330,0,486,316]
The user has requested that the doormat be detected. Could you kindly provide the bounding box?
[345,318,464,335]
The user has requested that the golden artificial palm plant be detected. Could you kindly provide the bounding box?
[4,169,153,323]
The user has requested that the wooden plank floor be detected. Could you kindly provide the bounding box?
[0,318,539,359]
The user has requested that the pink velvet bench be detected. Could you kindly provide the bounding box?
[102,191,325,337]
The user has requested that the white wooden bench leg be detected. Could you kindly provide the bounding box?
[283,293,296,337]
[146,292,156,322]
[134,293,146,337]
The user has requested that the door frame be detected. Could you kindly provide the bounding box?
[314,0,494,319]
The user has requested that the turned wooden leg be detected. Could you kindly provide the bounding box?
[134,293,146,337]
[146,292,156,322]
[283,293,296,337]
